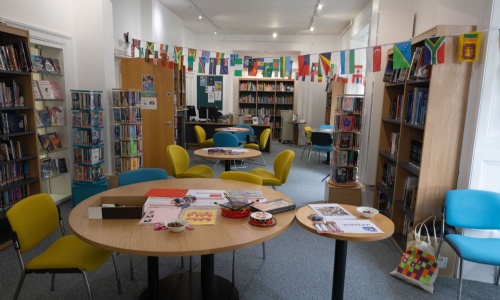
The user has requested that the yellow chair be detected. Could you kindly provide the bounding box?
[6,193,121,299]
[250,150,295,190]
[194,125,214,148]
[300,126,312,161]
[245,128,271,166]
[166,144,214,178]
[219,171,264,284]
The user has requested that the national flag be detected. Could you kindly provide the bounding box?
[423,36,445,65]
[220,58,229,75]
[273,58,280,77]
[366,46,381,73]
[352,65,363,84]
[234,58,243,76]
[340,51,347,74]
[263,58,273,77]
[188,48,197,58]
[153,51,158,65]
[160,44,168,67]
[174,46,183,69]
[458,32,482,62]
[319,52,331,76]
[243,56,251,71]
[145,42,154,62]
[230,54,237,66]
[279,57,286,78]
[317,61,323,83]
[209,58,217,75]
[393,41,411,69]
[216,52,224,65]
[310,62,318,82]
[202,50,210,58]
[248,58,258,76]
[198,57,206,74]
[286,58,293,79]
[257,58,264,71]
[188,56,194,72]
[132,39,142,58]
[298,55,310,77]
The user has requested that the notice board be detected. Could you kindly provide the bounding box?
[197,75,223,110]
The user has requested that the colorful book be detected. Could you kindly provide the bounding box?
[37,108,51,127]
[33,80,42,100]
[40,157,52,179]
[37,80,55,99]
[50,105,64,125]
[54,157,68,174]
[50,82,63,99]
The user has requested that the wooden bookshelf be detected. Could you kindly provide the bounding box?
[373,25,475,252]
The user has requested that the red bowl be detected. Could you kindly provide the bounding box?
[220,201,251,219]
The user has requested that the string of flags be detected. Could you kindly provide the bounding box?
[124,28,491,83]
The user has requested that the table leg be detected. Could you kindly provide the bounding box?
[224,160,231,172]
[293,124,299,146]
[201,254,215,300]
[147,256,159,300]
[332,240,348,300]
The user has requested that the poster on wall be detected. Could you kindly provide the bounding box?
[200,76,207,86]
[215,91,221,101]
[208,76,214,86]
[215,81,222,91]
[142,74,154,91]
[141,92,157,110]
[208,93,215,103]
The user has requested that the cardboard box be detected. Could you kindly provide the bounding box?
[88,196,147,219]
[324,181,361,206]
[437,240,457,278]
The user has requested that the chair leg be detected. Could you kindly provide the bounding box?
[13,271,26,300]
[307,148,313,166]
[51,273,56,291]
[232,250,236,285]
[262,242,266,260]
[189,256,193,272]
[129,254,134,281]
[181,256,184,268]
[81,269,93,300]
[301,145,307,161]
[457,257,464,300]
[111,253,122,294]
[496,266,500,285]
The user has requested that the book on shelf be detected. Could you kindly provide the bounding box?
[308,203,356,221]
[33,80,42,100]
[382,162,396,188]
[409,139,423,168]
[250,199,295,214]
[414,49,431,79]
[403,176,419,209]
[2,112,28,134]
[377,191,390,216]
[407,47,422,80]
[54,157,68,174]
[32,55,45,73]
[341,97,355,112]
[40,157,52,179]
[37,80,55,99]
[38,133,55,152]
[383,59,394,82]
[43,57,57,74]
[334,150,349,166]
[47,132,62,150]
[50,82,63,99]
[52,58,62,74]
[390,132,400,155]
[50,105,64,125]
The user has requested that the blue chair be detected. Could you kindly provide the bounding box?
[318,124,334,130]
[233,124,254,144]
[307,131,333,166]
[443,189,500,300]
[118,168,169,280]
[213,131,243,148]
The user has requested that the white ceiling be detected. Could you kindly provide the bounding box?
[158,0,371,36]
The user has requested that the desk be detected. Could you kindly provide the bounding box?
[69,178,294,300]
[288,121,306,146]
[194,148,261,171]
[295,205,394,300]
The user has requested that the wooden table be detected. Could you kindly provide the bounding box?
[69,178,295,300]
[288,121,306,146]
[214,127,250,133]
[295,205,394,300]
[194,148,261,171]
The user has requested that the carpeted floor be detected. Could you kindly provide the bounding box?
[0,141,498,299]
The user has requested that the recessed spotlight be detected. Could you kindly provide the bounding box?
[310,27,314,32]
[214,31,217,35]
[273,33,277,38]
[198,15,202,19]
[318,4,323,10]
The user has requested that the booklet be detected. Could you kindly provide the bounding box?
[308,203,356,221]
[314,220,383,234]
[138,206,182,225]
[185,189,225,206]
[182,208,217,225]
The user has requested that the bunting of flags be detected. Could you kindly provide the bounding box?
[458,32,482,62]
[393,41,411,69]
[423,36,446,65]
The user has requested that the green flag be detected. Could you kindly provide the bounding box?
[393,41,411,69]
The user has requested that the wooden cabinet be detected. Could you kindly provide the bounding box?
[120,58,175,174]
[238,79,294,140]
[373,25,475,252]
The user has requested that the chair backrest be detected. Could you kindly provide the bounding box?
[311,131,333,146]
[166,145,190,176]
[234,124,254,142]
[6,193,59,253]
[304,126,312,141]
[213,132,240,147]
[445,189,500,229]
[194,125,207,144]
[259,128,271,149]
[220,171,263,185]
[118,168,168,187]
[318,124,334,130]
[273,150,295,184]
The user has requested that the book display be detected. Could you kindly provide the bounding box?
[173,63,187,148]
[330,95,363,186]
[0,24,42,249]
[238,79,294,140]
[373,25,475,252]
[112,89,143,173]
[324,78,345,125]
[71,90,105,184]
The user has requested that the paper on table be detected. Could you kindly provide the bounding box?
[182,208,217,225]
[308,203,356,221]
[186,189,225,206]
[144,188,188,197]
[327,220,383,234]
[138,206,182,225]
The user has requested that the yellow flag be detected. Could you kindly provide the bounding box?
[458,32,482,62]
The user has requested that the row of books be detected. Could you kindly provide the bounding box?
[0,112,28,135]
[334,132,359,149]
[389,94,404,121]
[112,89,140,107]
[333,115,362,132]
[332,167,357,183]
[112,107,142,123]
[239,95,255,103]
[405,87,429,126]
[33,80,63,100]
[0,41,30,72]
[40,157,68,179]
[73,165,104,183]
[113,124,142,141]
[31,55,62,75]
[0,161,26,187]
[0,140,23,161]
[239,82,257,91]
[37,106,64,127]
[377,191,392,218]
[38,132,63,152]
[114,156,142,173]
[114,140,142,157]
[409,139,423,168]
[333,150,358,167]
[0,185,30,211]
[0,80,24,108]
[72,110,103,128]
[381,162,396,188]
[74,147,104,165]
[72,128,103,147]
[403,176,418,209]
[71,91,103,110]
[335,96,363,113]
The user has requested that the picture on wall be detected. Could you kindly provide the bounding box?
[142,74,154,91]
[200,76,207,86]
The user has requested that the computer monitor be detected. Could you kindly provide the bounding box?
[186,106,196,120]
[208,107,220,123]
[198,106,209,121]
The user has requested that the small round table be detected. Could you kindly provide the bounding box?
[295,205,394,300]
[194,148,262,171]
[214,127,250,133]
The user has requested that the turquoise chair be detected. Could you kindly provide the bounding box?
[307,131,333,166]
[318,124,334,130]
[233,124,254,144]
[444,189,500,299]
[213,132,244,169]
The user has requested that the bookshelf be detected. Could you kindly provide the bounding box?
[112,89,142,173]
[373,25,475,252]
[238,79,294,140]
[0,23,42,249]
[330,95,363,186]
[173,63,186,148]
[71,90,105,185]
[324,79,345,125]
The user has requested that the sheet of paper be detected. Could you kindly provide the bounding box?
[327,220,383,234]
[308,203,356,220]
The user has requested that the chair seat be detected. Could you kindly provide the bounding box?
[26,235,111,271]
[200,139,214,148]
[244,143,259,150]
[446,235,500,266]
[312,145,332,151]
[177,165,214,178]
[250,168,282,186]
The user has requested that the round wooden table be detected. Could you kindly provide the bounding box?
[214,127,250,133]
[295,205,394,300]
[69,178,295,300]
[194,148,262,171]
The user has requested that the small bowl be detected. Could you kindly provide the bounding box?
[165,218,188,232]
[356,206,379,219]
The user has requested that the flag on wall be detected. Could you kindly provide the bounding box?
[243,56,251,71]
[230,54,237,66]
[352,65,363,84]
[393,41,411,69]
[273,58,280,77]
[319,52,331,75]
[160,44,167,67]
[366,46,381,73]
[145,42,154,62]
[248,58,258,76]
[187,56,194,72]
[423,36,445,65]
[202,50,210,58]
[234,58,243,76]
[340,50,355,74]
[216,52,224,65]
[257,57,264,71]
[458,32,482,62]
[220,58,229,75]
[298,55,310,77]
[198,57,206,74]
[263,58,273,77]
[174,46,183,69]
[209,58,217,74]
[285,56,292,79]
[310,62,318,82]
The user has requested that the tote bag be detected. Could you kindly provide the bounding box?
[390,216,439,293]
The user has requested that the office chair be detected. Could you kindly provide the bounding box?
[6,193,121,299]
[244,128,271,166]
[166,145,214,178]
[213,132,244,169]
[219,171,264,284]
[300,126,312,161]
[318,124,334,130]
[194,125,214,148]
[233,124,254,144]
[250,150,295,190]
[308,131,333,166]
[118,168,168,280]
[443,189,500,300]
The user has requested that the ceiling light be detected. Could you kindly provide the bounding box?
[308,0,321,33]
[214,31,217,35]
[273,33,277,38]
[198,15,202,19]
[318,4,323,10]
[189,0,220,32]
[310,27,314,32]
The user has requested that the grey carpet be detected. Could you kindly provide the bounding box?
[0,141,498,299]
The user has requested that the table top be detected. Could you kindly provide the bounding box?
[295,205,394,242]
[69,178,294,257]
[194,148,261,160]
[288,121,306,125]
[214,127,250,132]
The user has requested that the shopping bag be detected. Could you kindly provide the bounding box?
[390,216,439,293]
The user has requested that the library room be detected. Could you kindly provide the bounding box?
[0,0,499,299]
